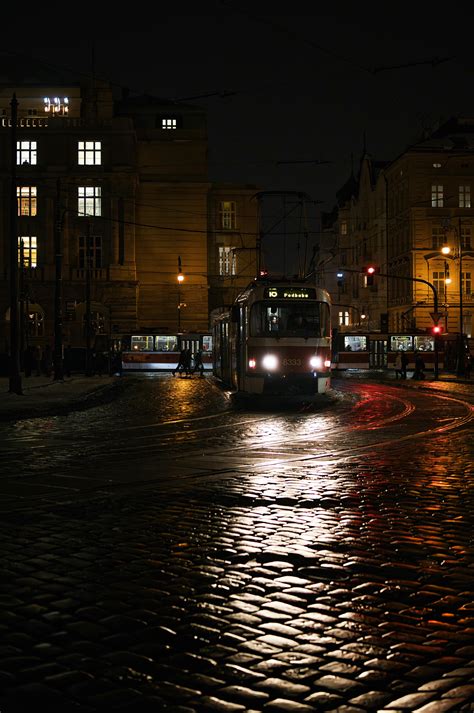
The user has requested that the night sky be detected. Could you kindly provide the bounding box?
[3,2,474,245]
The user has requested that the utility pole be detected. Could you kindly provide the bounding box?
[457,216,464,376]
[85,222,92,376]
[9,93,22,394]
[53,178,64,380]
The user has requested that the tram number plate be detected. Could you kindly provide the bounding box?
[283,358,302,366]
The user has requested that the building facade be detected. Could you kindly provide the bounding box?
[0,76,258,368]
[318,119,474,356]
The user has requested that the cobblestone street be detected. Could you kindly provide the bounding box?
[0,374,473,712]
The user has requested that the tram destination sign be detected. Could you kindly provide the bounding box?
[265,286,316,299]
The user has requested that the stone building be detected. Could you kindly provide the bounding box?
[0,73,258,367]
[318,118,474,356]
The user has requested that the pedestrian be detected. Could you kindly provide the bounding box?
[193,348,205,377]
[41,344,53,377]
[400,351,409,379]
[63,344,72,377]
[183,348,192,377]
[173,348,187,377]
[464,351,472,379]
[412,351,425,380]
[33,346,41,376]
[23,346,33,377]
[394,351,403,380]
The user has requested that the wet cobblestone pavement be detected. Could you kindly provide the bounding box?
[0,374,473,712]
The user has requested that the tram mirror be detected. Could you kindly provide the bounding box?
[231,306,239,323]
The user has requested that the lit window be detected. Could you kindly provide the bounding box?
[78,141,101,166]
[431,226,445,249]
[218,246,236,276]
[18,236,37,267]
[27,308,44,337]
[462,272,472,295]
[433,162,442,168]
[43,96,69,115]
[17,141,37,165]
[432,271,446,294]
[340,221,347,235]
[17,186,37,216]
[78,186,101,216]
[162,118,177,129]
[459,185,471,208]
[338,310,349,326]
[431,185,444,208]
[79,235,102,268]
[219,201,236,229]
[461,226,472,249]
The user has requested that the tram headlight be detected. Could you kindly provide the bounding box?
[262,354,278,371]
[309,355,322,369]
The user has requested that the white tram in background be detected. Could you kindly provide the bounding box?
[212,278,332,399]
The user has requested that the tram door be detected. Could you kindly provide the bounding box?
[369,338,387,367]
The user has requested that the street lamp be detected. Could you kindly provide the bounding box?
[441,232,464,375]
[177,256,185,332]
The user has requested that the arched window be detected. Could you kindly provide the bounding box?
[83,310,106,336]
[27,308,44,336]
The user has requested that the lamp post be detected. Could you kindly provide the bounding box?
[177,256,184,332]
[9,93,22,394]
[441,220,464,375]
[53,178,64,381]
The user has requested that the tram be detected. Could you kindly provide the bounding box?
[212,277,332,399]
[121,333,213,371]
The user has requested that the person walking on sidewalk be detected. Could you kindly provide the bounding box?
[41,344,53,377]
[173,348,187,377]
[464,351,472,379]
[192,348,205,377]
[412,351,425,380]
[394,351,403,380]
[400,351,409,379]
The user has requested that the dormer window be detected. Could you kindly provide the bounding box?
[162,118,177,129]
[44,96,69,115]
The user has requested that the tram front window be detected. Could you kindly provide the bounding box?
[250,302,329,337]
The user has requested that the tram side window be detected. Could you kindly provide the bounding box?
[390,336,413,352]
[344,336,367,352]
[202,336,212,352]
[131,335,154,351]
[414,336,434,352]
[155,335,178,352]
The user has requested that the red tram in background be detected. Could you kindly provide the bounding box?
[212,278,332,399]
[333,331,446,371]
[121,333,213,371]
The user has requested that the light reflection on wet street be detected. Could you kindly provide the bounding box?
[0,374,473,712]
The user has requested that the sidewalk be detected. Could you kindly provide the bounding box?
[0,373,120,422]
[334,368,473,385]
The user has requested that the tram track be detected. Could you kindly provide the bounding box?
[0,383,472,516]
[58,385,472,463]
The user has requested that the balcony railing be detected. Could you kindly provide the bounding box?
[70,267,109,281]
[19,266,44,281]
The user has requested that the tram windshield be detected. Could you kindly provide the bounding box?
[250,301,330,338]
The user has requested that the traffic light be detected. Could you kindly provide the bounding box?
[364,265,379,286]
[336,271,344,288]
[431,324,443,335]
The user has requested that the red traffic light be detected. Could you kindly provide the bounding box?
[432,325,443,334]
[367,266,376,274]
